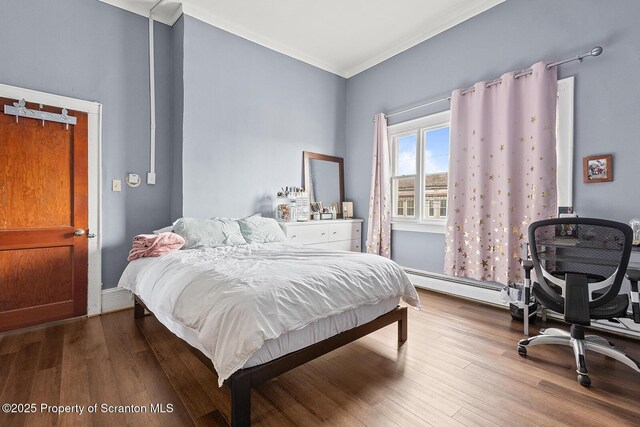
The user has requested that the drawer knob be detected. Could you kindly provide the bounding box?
[321,232,326,235]
[291,235,297,238]
[332,231,337,235]
[356,229,360,233]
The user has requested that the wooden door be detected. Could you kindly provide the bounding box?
[0,97,88,332]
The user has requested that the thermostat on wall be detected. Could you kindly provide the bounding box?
[126,173,141,187]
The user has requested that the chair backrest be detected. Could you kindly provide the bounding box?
[528,218,633,309]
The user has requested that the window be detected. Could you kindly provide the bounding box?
[388,77,574,234]
[390,110,451,231]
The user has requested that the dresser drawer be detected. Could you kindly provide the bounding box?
[285,223,329,245]
[328,222,361,241]
[327,239,361,252]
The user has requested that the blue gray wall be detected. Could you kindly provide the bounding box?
[178,15,346,219]
[0,0,174,288]
[4,0,639,287]
[345,0,640,272]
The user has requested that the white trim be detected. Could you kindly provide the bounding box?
[343,0,505,77]
[180,6,346,76]
[557,77,574,208]
[392,220,445,234]
[0,84,103,316]
[97,0,504,78]
[389,110,451,227]
[387,110,450,134]
[166,3,184,25]
[98,0,183,25]
[101,288,133,314]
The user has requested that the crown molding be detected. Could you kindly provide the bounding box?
[98,0,182,25]
[344,0,504,77]
[98,0,504,78]
[180,3,348,77]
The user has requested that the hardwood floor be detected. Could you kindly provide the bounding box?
[0,288,639,426]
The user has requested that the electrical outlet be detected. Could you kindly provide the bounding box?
[112,179,122,192]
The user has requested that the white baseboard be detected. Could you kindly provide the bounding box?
[101,287,133,313]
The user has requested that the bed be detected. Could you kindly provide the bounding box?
[118,241,420,426]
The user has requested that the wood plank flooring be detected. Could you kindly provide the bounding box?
[0,288,639,426]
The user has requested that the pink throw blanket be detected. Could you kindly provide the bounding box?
[127,232,185,261]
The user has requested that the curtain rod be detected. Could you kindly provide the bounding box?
[381,46,603,121]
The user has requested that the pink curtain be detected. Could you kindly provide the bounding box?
[366,113,391,257]
[445,62,558,284]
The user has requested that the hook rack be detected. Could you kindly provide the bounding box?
[3,98,77,129]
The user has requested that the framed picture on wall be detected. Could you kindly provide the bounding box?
[583,154,613,183]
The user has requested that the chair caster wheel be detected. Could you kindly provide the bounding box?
[577,374,591,387]
[517,345,527,357]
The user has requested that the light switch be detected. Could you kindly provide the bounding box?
[112,179,122,192]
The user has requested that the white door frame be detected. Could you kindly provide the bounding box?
[0,83,103,316]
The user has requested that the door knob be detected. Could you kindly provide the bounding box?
[74,229,85,237]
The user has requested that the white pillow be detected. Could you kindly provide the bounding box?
[153,219,180,234]
[238,216,287,244]
[172,218,247,249]
[153,225,174,234]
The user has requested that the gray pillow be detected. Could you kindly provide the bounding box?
[172,218,247,249]
[238,216,287,243]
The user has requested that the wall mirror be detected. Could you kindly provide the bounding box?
[303,151,345,217]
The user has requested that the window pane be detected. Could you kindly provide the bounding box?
[407,199,415,216]
[396,134,417,176]
[424,127,450,219]
[392,175,415,218]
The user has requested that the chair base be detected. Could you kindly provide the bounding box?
[518,327,640,386]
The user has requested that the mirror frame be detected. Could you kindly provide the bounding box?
[303,151,345,218]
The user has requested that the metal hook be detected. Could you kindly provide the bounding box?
[61,108,69,130]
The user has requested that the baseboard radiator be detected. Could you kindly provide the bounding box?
[405,268,640,340]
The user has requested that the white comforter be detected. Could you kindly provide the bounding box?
[118,243,420,386]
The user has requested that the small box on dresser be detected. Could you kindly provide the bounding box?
[278,219,363,252]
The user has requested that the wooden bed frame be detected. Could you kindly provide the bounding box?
[133,295,408,426]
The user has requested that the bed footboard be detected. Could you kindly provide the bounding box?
[134,294,408,427]
[225,305,408,426]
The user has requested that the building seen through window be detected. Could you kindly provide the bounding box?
[394,172,448,218]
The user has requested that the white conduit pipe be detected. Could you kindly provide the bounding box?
[147,1,163,185]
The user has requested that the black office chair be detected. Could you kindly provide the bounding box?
[517,218,640,386]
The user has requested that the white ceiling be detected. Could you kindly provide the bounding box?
[99,0,504,78]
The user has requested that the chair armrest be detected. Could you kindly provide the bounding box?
[626,268,640,324]
[626,268,640,283]
[521,259,534,306]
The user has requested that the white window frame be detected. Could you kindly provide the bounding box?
[389,76,574,234]
[556,77,574,208]
[389,110,451,233]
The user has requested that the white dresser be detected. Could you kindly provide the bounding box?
[279,219,363,252]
